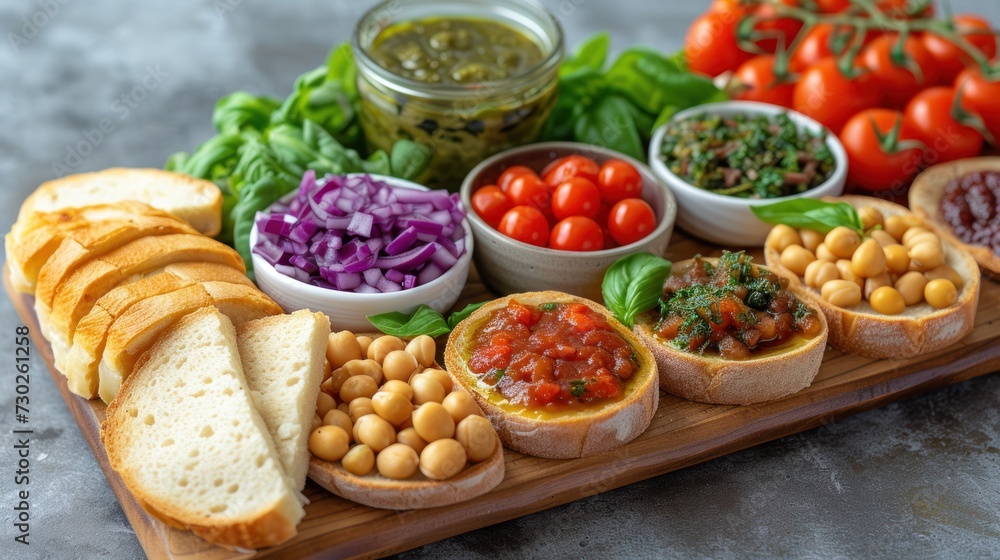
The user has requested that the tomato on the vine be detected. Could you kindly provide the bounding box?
[709,0,748,15]
[841,109,924,191]
[551,177,601,221]
[596,159,643,204]
[505,174,549,211]
[751,0,803,54]
[922,15,997,85]
[862,34,937,108]
[541,155,600,190]
[471,185,512,228]
[497,165,538,192]
[685,10,753,77]
[904,87,984,164]
[549,217,604,252]
[793,57,878,132]
[498,206,550,247]
[815,0,851,13]
[735,55,796,107]
[876,0,935,19]
[607,199,656,246]
[955,67,1000,144]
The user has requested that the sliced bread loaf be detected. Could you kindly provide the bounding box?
[101,307,303,549]
[237,310,331,492]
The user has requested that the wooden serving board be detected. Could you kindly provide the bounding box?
[8,232,1000,560]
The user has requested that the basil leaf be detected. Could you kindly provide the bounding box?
[750,199,864,234]
[560,31,609,76]
[605,47,726,117]
[230,176,288,279]
[390,139,433,180]
[575,94,645,161]
[368,305,451,338]
[447,302,487,329]
[212,92,282,135]
[601,252,672,328]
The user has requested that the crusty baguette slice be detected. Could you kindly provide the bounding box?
[98,282,282,404]
[101,307,303,550]
[764,196,980,359]
[5,201,181,294]
[909,157,1000,276]
[631,258,829,405]
[65,263,254,399]
[237,310,331,492]
[444,291,659,459]
[19,168,222,236]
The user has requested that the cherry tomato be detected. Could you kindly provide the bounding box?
[685,10,753,77]
[876,0,934,19]
[862,34,937,108]
[794,57,879,132]
[904,87,984,164]
[505,174,549,211]
[955,66,1000,143]
[548,217,604,252]
[541,155,600,189]
[815,0,851,12]
[471,185,512,228]
[596,159,643,204]
[922,15,997,85]
[607,198,656,246]
[790,24,861,72]
[709,0,748,15]
[498,206,550,247]
[735,55,796,107]
[551,177,601,221]
[497,165,539,193]
[840,109,924,191]
[752,0,803,54]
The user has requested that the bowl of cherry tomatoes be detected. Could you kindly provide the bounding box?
[460,142,676,300]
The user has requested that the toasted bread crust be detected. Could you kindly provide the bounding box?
[444,290,659,459]
[764,196,980,359]
[909,158,1000,277]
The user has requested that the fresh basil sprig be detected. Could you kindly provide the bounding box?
[601,253,672,328]
[368,302,487,338]
[750,199,864,235]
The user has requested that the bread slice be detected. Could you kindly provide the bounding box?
[65,263,254,399]
[909,157,1000,276]
[98,282,282,404]
[444,291,659,459]
[19,168,222,236]
[237,310,331,492]
[631,258,829,405]
[101,307,303,550]
[764,196,980,359]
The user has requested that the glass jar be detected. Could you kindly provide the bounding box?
[353,0,563,190]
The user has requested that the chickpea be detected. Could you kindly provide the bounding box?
[412,402,456,442]
[442,390,482,423]
[396,427,428,454]
[908,241,944,271]
[324,366,352,396]
[323,359,332,382]
[382,350,419,382]
[355,414,396,452]
[410,374,446,405]
[894,271,928,306]
[337,402,350,415]
[376,443,420,480]
[901,227,932,248]
[316,392,336,419]
[815,243,837,262]
[864,271,893,301]
[348,397,375,424]
[405,335,437,368]
[379,379,414,401]
[397,415,413,431]
[419,438,468,480]
[339,374,378,403]
[821,279,862,308]
[341,444,375,476]
[455,415,496,462]
[869,286,906,315]
[924,264,964,290]
[311,413,322,433]
[799,229,824,253]
[883,244,911,275]
[884,214,921,240]
[924,279,958,309]
[343,359,384,385]
[367,336,405,364]
[323,409,354,438]
[804,260,839,289]
[327,331,361,370]
[850,239,887,278]
[765,224,802,252]
[836,259,864,289]
[869,229,897,248]
[780,245,816,277]
[355,335,374,357]
[308,426,350,461]
[421,368,454,393]
[825,226,862,259]
[372,391,414,426]
[858,206,885,231]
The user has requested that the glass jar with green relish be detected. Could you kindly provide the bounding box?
[353,0,563,190]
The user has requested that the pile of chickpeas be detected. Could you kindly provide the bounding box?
[308,332,498,481]
[766,206,964,315]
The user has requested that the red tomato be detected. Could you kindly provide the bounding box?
[549,217,604,252]
[876,0,935,18]
[752,0,803,54]
[794,57,879,132]
[904,87,984,164]
[541,155,600,190]
[922,15,997,85]
[841,109,924,191]
[955,67,1000,144]
[551,177,601,221]
[498,206,550,247]
[790,24,862,72]
[815,0,851,12]
[497,165,539,192]
[505,174,549,211]
[607,198,656,246]
[471,185,512,228]
[685,10,753,77]
[709,0,748,15]
[862,34,937,108]
[596,159,643,204]
[735,55,796,107]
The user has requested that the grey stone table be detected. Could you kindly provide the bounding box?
[2,1,998,558]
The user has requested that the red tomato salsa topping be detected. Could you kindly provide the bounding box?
[467,301,638,409]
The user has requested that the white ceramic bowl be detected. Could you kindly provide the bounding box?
[649,101,848,247]
[251,174,474,332]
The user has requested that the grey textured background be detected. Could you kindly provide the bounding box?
[2,1,999,558]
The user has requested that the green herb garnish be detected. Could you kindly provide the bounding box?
[750,199,864,235]
[601,252,673,328]
[368,302,487,338]
[570,380,587,398]
[493,369,506,381]
[539,303,559,312]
